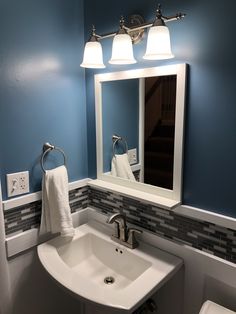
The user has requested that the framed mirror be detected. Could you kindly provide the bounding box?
[95,64,187,202]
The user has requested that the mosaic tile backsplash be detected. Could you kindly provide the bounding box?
[4,186,89,237]
[89,187,236,263]
[3,184,236,263]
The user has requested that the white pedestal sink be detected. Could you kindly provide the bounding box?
[38,220,182,312]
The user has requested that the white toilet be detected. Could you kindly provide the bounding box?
[200,301,236,314]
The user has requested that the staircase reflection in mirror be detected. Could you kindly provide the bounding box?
[144,75,176,189]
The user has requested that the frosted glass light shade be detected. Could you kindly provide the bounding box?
[143,25,174,60]
[109,34,137,65]
[80,41,105,68]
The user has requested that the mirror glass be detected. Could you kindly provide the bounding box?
[102,75,177,190]
[95,64,186,201]
[102,79,140,173]
[144,75,176,189]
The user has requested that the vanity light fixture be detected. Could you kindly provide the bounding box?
[109,16,137,65]
[80,26,105,69]
[143,5,174,60]
[80,4,185,69]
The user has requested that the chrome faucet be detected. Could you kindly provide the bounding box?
[107,213,127,242]
[107,212,142,249]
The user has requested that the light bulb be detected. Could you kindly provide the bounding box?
[80,41,105,69]
[143,25,174,60]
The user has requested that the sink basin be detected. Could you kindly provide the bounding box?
[38,220,182,312]
[58,233,151,289]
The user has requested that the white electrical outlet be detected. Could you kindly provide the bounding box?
[128,148,137,165]
[7,171,30,197]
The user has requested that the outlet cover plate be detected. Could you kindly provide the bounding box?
[6,171,30,197]
[128,148,137,165]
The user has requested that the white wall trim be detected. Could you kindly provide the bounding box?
[89,179,180,209]
[2,176,236,258]
[174,205,236,230]
[5,206,236,265]
[89,180,236,230]
[3,178,91,211]
[3,176,236,232]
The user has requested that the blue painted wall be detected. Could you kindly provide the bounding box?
[0,0,88,200]
[102,79,139,172]
[84,0,236,217]
[1,0,235,217]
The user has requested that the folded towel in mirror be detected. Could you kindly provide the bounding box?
[40,165,74,238]
[111,153,136,181]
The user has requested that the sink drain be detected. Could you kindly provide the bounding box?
[104,276,115,285]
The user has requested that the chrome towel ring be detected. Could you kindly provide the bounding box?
[41,142,67,173]
[112,134,128,158]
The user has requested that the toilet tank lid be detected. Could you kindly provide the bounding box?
[200,301,235,314]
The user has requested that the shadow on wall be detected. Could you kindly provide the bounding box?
[9,250,83,314]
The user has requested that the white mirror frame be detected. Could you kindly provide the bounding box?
[95,63,187,202]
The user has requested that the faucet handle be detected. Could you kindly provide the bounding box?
[113,221,120,239]
[127,228,142,249]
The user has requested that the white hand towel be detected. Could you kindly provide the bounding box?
[40,165,74,238]
[111,153,136,181]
